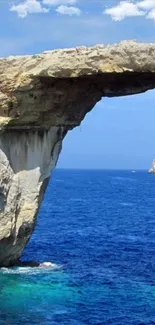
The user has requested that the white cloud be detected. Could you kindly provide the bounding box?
[56,4,81,15]
[104,0,155,21]
[10,0,81,18]
[43,0,77,6]
[138,0,155,10]
[147,8,155,19]
[10,0,49,18]
[104,1,145,21]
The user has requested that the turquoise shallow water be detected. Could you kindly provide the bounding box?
[0,268,79,324]
[1,170,155,324]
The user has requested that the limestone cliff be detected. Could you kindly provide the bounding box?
[1,40,155,266]
[148,159,155,173]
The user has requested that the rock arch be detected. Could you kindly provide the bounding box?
[0,40,155,265]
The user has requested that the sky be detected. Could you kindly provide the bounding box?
[1,0,155,169]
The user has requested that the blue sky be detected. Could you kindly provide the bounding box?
[1,0,155,169]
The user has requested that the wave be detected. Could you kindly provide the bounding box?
[120,202,133,207]
[55,179,64,182]
[0,263,62,275]
[70,198,86,202]
[112,176,135,182]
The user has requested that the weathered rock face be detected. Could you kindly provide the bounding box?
[0,128,64,265]
[0,40,155,265]
[148,159,155,174]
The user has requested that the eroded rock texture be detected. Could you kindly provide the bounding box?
[0,128,64,265]
[0,40,155,265]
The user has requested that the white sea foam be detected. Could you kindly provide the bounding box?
[112,176,135,182]
[120,202,133,207]
[0,263,62,275]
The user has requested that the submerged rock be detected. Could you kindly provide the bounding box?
[15,260,57,268]
[1,41,155,266]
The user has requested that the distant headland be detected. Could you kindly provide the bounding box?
[148,160,155,173]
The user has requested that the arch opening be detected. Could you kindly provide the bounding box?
[58,88,155,171]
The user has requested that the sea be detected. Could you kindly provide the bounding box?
[0,169,155,325]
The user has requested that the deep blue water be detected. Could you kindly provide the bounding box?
[1,170,155,324]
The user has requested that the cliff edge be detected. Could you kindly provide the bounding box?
[0,40,155,266]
